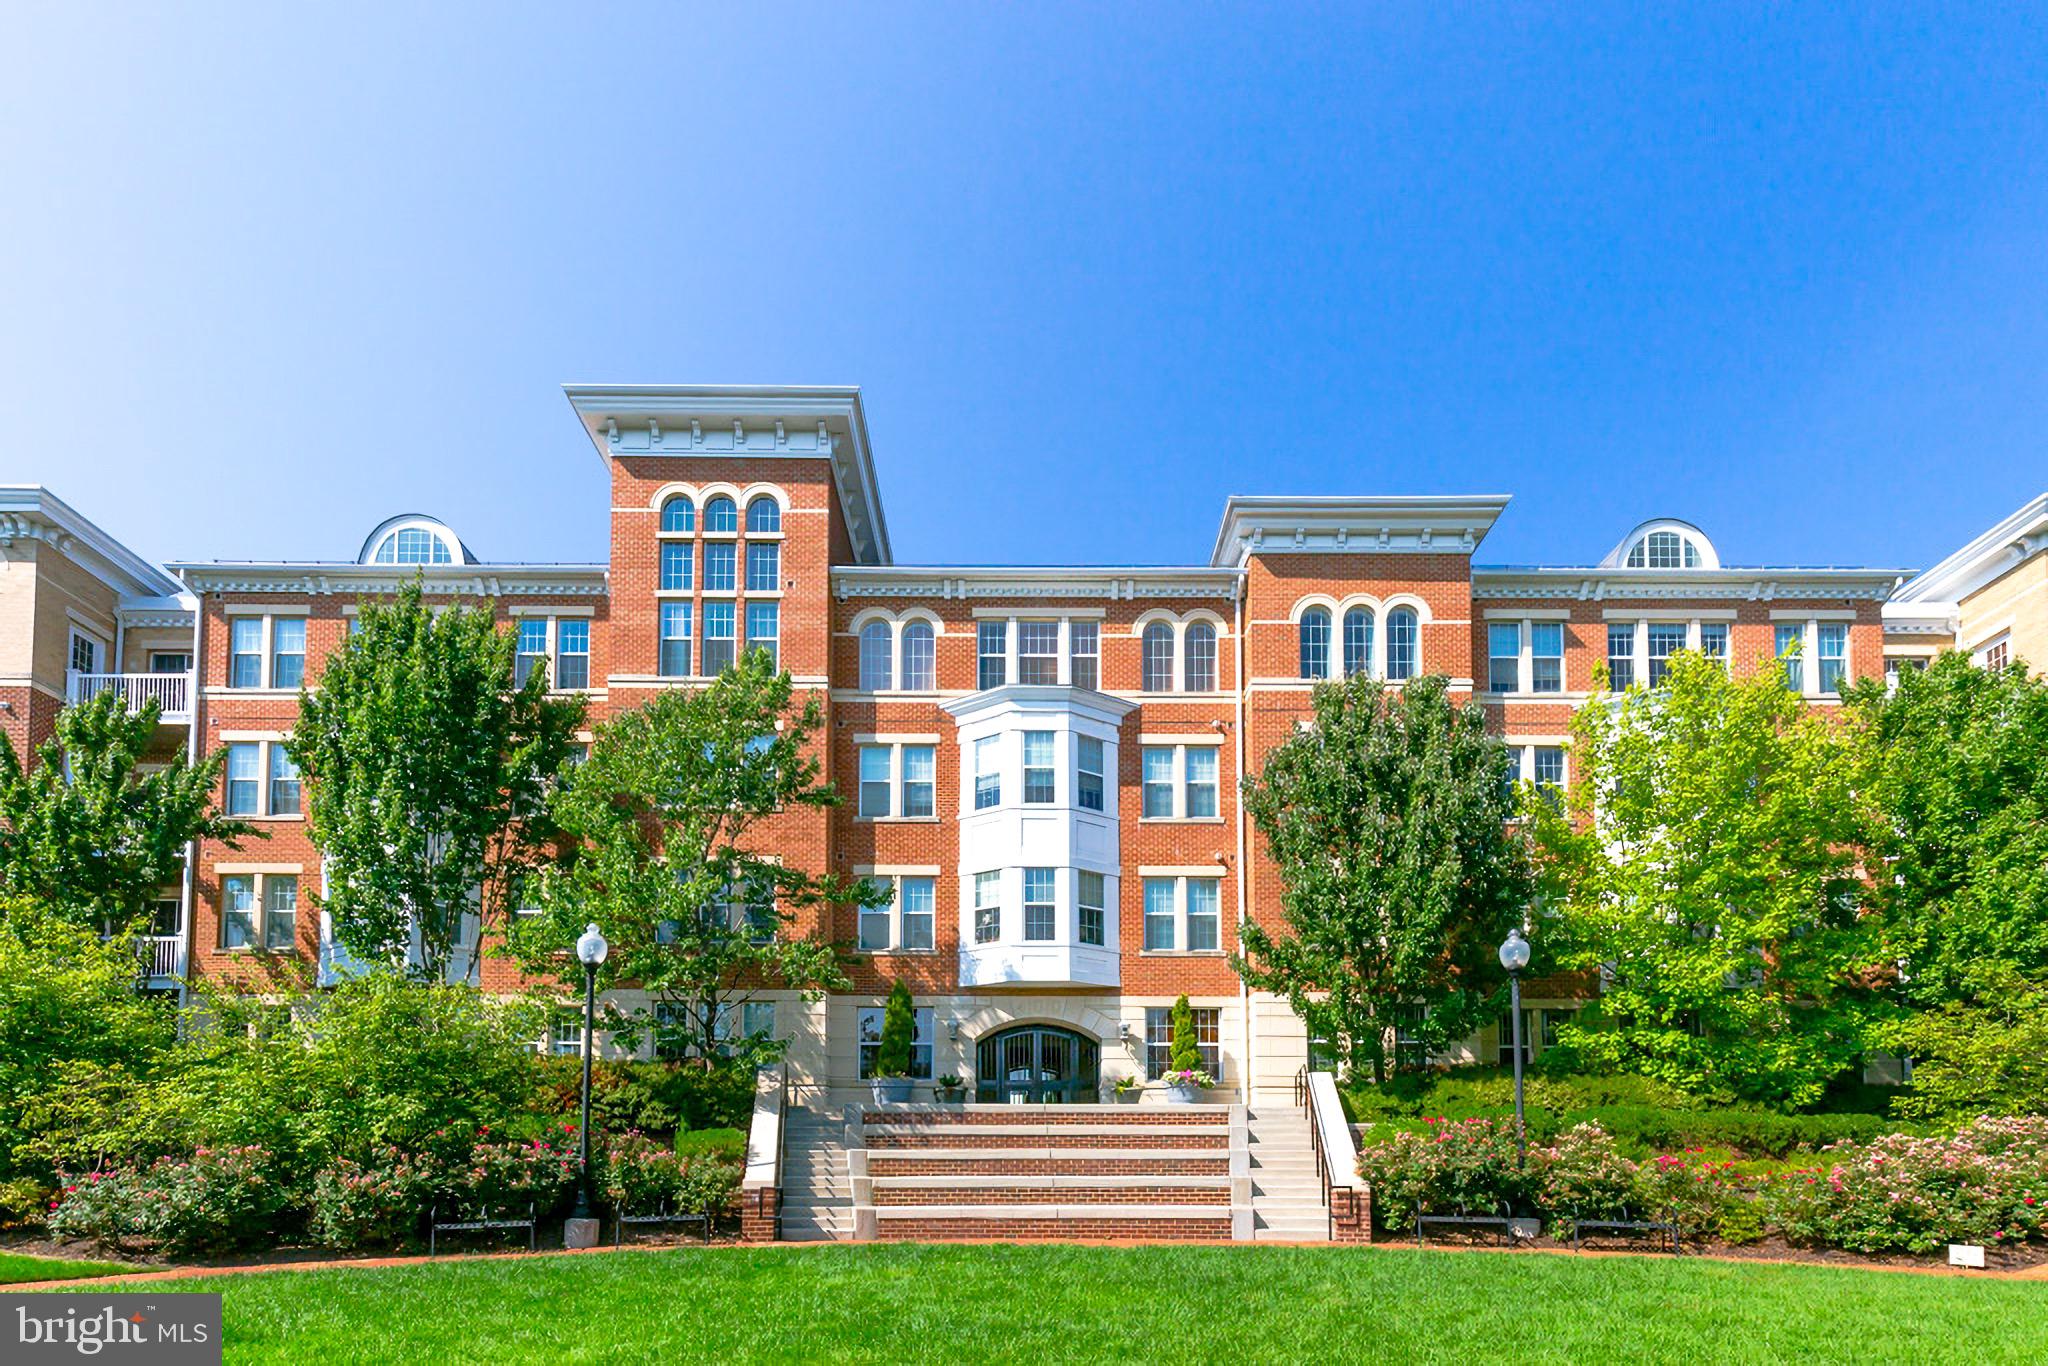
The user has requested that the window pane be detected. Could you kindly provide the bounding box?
[1186,878,1220,951]
[555,619,590,690]
[858,745,892,818]
[1077,870,1105,946]
[268,744,301,816]
[703,542,736,592]
[702,603,735,674]
[1698,622,1729,668]
[1143,878,1176,951]
[859,900,891,951]
[1818,623,1847,693]
[973,735,1000,809]
[704,496,737,533]
[1068,621,1099,691]
[222,875,255,948]
[1384,609,1417,681]
[1646,623,1686,686]
[1299,608,1331,679]
[1183,623,1216,692]
[264,874,298,950]
[859,622,893,690]
[1533,746,1565,789]
[1530,622,1563,693]
[1342,609,1373,678]
[1022,731,1054,803]
[1488,621,1521,693]
[659,602,692,677]
[271,619,306,690]
[1142,747,1175,819]
[1606,623,1635,690]
[515,618,550,688]
[1776,623,1804,691]
[1141,623,1175,692]
[660,542,693,590]
[1145,1006,1171,1078]
[746,602,779,669]
[745,496,781,533]
[661,495,695,532]
[1076,734,1104,812]
[977,620,1006,690]
[226,742,260,816]
[974,870,1001,943]
[1017,622,1059,685]
[900,622,936,691]
[746,542,780,592]
[902,745,935,818]
[1022,867,1055,941]
[1185,747,1218,818]
[901,877,935,950]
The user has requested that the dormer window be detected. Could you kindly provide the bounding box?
[373,527,453,564]
[1623,528,1702,568]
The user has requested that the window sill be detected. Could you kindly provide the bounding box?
[859,948,939,957]
[854,816,941,824]
[242,813,305,823]
[1138,949,1228,958]
[1138,816,1226,825]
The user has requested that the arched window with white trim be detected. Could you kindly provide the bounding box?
[1342,608,1374,678]
[859,621,894,691]
[1385,607,1418,681]
[900,621,936,691]
[661,495,696,533]
[745,496,781,534]
[1299,608,1331,680]
[704,496,738,533]
[1141,623,1175,693]
[1183,622,1217,693]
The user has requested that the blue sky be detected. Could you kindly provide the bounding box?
[2,5,2043,574]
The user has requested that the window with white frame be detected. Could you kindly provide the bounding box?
[704,495,738,534]
[746,602,779,669]
[973,735,1000,809]
[745,541,780,593]
[225,739,298,818]
[1022,867,1056,941]
[858,1005,933,1078]
[69,628,103,676]
[660,542,692,591]
[1384,607,1418,680]
[703,541,737,593]
[374,527,453,564]
[901,621,936,691]
[1298,608,1330,680]
[551,1015,584,1057]
[269,744,301,816]
[973,870,1000,943]
[1342,608,1373,678]
[859,874,936,952]
[660,494,695,533]
[1488,622,1520,693]
[1645,623,1687,687]
[1626,529,1701,569]
[1530,622,1563,693]
[1077,870,1107,946]
[1817,622,1847,694]
[659,602,692,677]
[227,615,306,690]
[1979,634,2011,673]
[229,618,262,688]
[1185,747,1218,817]
[1069,621,1099,690]
[1145,1006,1219,1079]
[1532,745,1565,791]
[1141,742,1220,820]
[859,621,893,690]
[1141,875,1223,952]
[1018,621,1060,685]
[702,603,735,674]
[1606,623,1635,690]
[1183,622,1217,692]
[1022,731,1055,803]
[220,871,298,950]
[515,619,550,688]
[1141,622,1175,692]
[1775,623,1804,692]
[745,495,781,534]
[1141,746,1175,818]
[1699,621,1729,670]
[1076,735,1105,812]
[977,620,1006,689]
[857,742,936,819]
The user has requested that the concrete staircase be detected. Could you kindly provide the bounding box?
[1246,1104,1331,1242]
[777,1100,853,1242]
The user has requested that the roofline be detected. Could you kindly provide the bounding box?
[1211,494,1515,566]
[1891,492,2048,605]
[0,485,181,598]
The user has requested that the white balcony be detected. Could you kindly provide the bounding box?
[68,671,192,723]
[141,934,184,983]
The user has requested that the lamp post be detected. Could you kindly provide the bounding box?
[1498,927,1531,1161]
[565,922,608,1248]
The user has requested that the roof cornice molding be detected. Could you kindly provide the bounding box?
[939,683,1140,726]
[1891,492,2048,606]
[1211,495,1513,567]
[170,563,607,599]
[831,565,1241,602]
[563,384,892,568]
[0,486,181,598]
[1472,566,1908,603]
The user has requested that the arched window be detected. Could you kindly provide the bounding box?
[745,496,781,534]
[704,496,738,533]
[1141,623,1175,692]
[1183,622,1217,692]
[1626,530,1699,569]
[1298,608,1331,680]
[900,621,936,691]
[1342,608,1374,677]
[1385,607,1418,681]
[660,495,696,533]
[374,528,452,564]
[859,621,894,691]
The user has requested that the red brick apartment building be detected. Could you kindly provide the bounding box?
[9,386,2031,1109]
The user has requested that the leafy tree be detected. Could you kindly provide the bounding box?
[1526,651,1879,1108]
[875,981,915,1079]
[508,650,877,1065]
[1168,994,1200,1074]
[0,691,252,933]
[1890,978,2048,1126]
[290,580,583,983]
[1844,652,2048,1010]
[1235,673,1533,1083]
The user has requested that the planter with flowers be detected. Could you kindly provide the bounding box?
[1159,1068,1215,1105]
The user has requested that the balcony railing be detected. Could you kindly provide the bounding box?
[68,671,191,721]
[141,934,184,982]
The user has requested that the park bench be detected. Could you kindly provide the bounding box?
[428,1202,538,1255]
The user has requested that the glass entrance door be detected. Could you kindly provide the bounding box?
[976,1026,1100,1103]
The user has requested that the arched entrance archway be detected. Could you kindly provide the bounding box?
[975,1025,1100,1104]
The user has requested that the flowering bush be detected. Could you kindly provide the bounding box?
[600,1132,683,1215]
[677,1152,742,1218]
[1534,1124,1638,1224]
[421,1127,580,1217]
[309,1148,428,1250]
[48,1146,289,1254]
[1356,1117,1537,1220]
[1634,1149,1755,1242]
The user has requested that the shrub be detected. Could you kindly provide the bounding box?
[1633,1149,1752,1242]
[309,1149,429,1250]
[527,1058,755,1137]
[599,1133,683,1215]
[1535,1124,1637,1225]
[674,1128,747,1163]
[1169,996,1201,1074]
[678,1153,743,1218]
[1355,1117,1535,1223]
[421,1129,580,1218]
[48,1146,290,1255]
[875,982,915,1079]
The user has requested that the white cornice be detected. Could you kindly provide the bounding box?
[0,486,181,598]
[831,565,1241,602]
[1210,495,1513,568]
[562,384,892,568]
[1891,492,2048,606]
[939,683,1139,728]
[169,563,607,598]
[1471,566,1906,603]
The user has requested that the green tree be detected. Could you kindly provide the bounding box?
[875,981,915,1079]
[1168,994,1201,1074]
[1890,978,2048,1125]
[290,580,583,983]
[508,650,877,1065]
[1235,673,1533,1083]
[1526,651,1879,1108]
[0,691,252,933]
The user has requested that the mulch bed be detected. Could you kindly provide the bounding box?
[1395,1226,2048,1273]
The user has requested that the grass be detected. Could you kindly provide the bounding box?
[0,1251,135,1285]
[40,1243,2048,1364]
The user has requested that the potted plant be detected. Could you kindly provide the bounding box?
[935,1074,966,1104]
[869,981,918,1105]
[1111,1074,1144,1104]
[1162,995,1212,1104]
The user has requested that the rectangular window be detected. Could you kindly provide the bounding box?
[1606,623,1634,690]
[1017,622,1059,685]
[515,618,550,689]
[901,745,935,818]
[226,742,260,816]
[1185,878,1221,952]
[1488,621,1521,693]
[1143,877,1176,950]
[746,601,779,669]
[221,874,256,949]
[703,542,737,593]
[1022,867,1055,941]
[1530,622,1563,693]
[702,602,736,674]
[230,618,264,689]
[1817,623,1847,694]
[1184,747,1218,819]
[1022,731,1055,803]
[659,542,692,591]
[69,631,100,675]
[268,744,300,816]
[973,735,1000,810]
[1776,623,1804,692]
[1497,1009,1536,1066]
[858,1005,934,1079]
[1076,735,1104,812]
[658,602,692,677]
[1533,746,1565,790]
[858,745,893,818]
[552,1017,584,1057]
[1142,747,1175,819]
[1069,621,1099,690]
[555,619,590,690]
[1145,1006,1220,1080]
[742,1000,777,1043]
[745,542,780,593]
[977,620,1007,690]
[974,870,1000,944]
[859,625,893,691]
[1698,621,1728,670]
[263,874,298,951]
[149,652,191,674]
[270,619,306,690]
[900,876,935,951]
[1077,870,1105,946]
[858,879,892,952]
[1646,623,1687,687]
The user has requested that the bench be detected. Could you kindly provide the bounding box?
[1415,1208,1519,1248]
[614,1204,712,1247]
[428,1202,538,1255]
[1570,1213,1679,1254]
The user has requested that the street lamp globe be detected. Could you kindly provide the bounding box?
[1499,927,1530,974]
[577,923,609,968]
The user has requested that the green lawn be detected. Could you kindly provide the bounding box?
[41,1244,2048,1364]
[0,1251,135,1285]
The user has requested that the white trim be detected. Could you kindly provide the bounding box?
[509,604,595,617]
[1138,732,1226,746]
[1770,608,1859,621]
[1483,607,1572,620]
[1136,865,1228,879]
[218,729,287,742]
[1603,607,1738,620]
[852,732,940,745]
[852,865,943,877]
